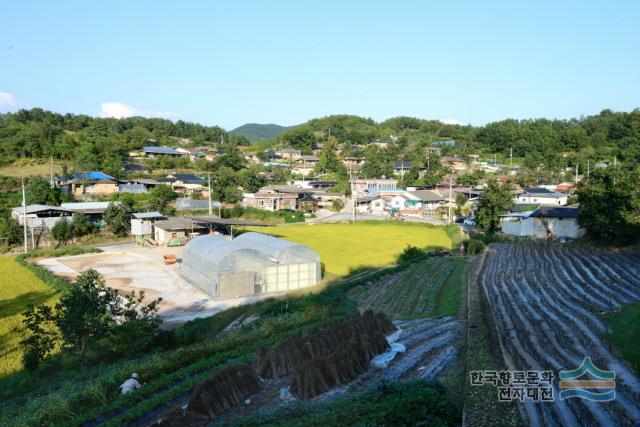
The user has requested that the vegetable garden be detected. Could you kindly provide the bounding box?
[349,256,466,319]
[481,243,640,426]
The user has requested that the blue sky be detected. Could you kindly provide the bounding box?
[1,1,639,129]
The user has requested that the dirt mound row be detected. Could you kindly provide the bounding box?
[257,311,396,399]
[159,364,261,426]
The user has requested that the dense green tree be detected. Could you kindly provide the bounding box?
[104,202,129,236]
[0,217,22,246]
[72,213,96,237]
[362,146,393,178]
[25,176,64,205]
[475,181,514,231]
[577,167,640,244]
[21,269,162,367]
[20,305,58,370]
[51,219,73,246]
[55,269,119,356]
[148,184,178,215]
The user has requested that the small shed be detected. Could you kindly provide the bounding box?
[152,217,209,245]
[501,207,584,239]
[11,205,73,230]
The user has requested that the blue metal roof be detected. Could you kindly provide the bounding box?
[71,171,114,180]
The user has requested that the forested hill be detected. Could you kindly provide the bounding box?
[0,108,249,176]
[230,123,293,142]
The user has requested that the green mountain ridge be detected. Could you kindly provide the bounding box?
[230,123,294,142]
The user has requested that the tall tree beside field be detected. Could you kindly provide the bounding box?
[104,202,129,236]
[21,269,162,368]
[51,219,73,246]
[148,184,178,215]
[577,167,640,244]
[475,180,514,232]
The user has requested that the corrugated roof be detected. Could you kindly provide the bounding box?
[61,202,117,210]
[12,204,72,214]
[118,183,148,193]
[407,190,447,202]
[70,171,114,180]
[153,217,208,231]
[394,161,414,169]
[143,146,183,155]
[530,207,579,219]
[175,198,221,210]
[132,211,165,219]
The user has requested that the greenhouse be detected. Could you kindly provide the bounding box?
[181,232,321,299]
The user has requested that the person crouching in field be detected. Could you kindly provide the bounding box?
[119,373,143,395]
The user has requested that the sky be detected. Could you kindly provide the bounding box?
[1,1,639,130]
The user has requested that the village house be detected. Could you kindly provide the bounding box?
[158,173,205,195]
[291,163,315,177]
[369,139,389,148]
[152,217,210,245]
[274,148,302,161]
[242,185,312,212]
[501,206,584,239]
[312,191,346,210]
[243,152,261,164]
[516,187,568,206]
[342,156,365,171]
[401,190,450,218]
[351,178,398,198]
[393,161,415,177]
[440,156,467,171]
[175,147,206,162]
[134,146,187,158]
[60,201,121,225]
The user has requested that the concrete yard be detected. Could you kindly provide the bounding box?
[38,242,281,329]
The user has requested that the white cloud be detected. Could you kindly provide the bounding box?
[99,102,180,120]
[0,92,17,111]
[440,118,467,126]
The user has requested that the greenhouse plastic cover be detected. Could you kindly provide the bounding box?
[181,232,321,298]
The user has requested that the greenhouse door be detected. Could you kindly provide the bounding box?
[218,272,255,299]
[264,263,318,293]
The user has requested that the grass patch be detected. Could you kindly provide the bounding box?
[433,257,467,317]
[0,256,59,377]
[0,161,65,177]
[247,221,452,276]
[604,302,640,373]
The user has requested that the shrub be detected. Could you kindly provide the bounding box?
[52,220,73,246]
[397,245,424,264]
[466,239,486,255]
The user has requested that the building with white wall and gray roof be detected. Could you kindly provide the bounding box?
[180,232,321,300]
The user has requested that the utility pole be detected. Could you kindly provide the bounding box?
[21,177,28,253]
[448,176,453,224]
[50,156,54,188]
[575,164,579,183]
[614,156,617,166]
[587,160,590,179]
[207,172,212,216]
[510,147,513,168]
[351,171,356,225]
